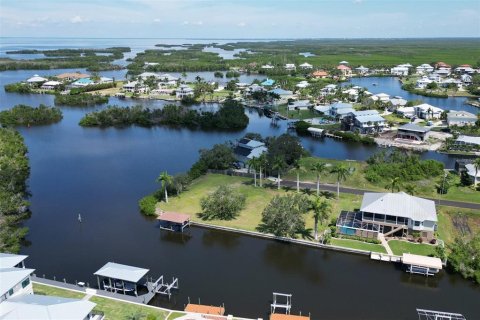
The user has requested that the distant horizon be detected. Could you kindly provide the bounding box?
[1,36,480,40]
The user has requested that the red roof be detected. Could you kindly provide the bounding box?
[337,65,351,70]
[156,211,190,224]
[312,70,328,77]
[459,64,471,67]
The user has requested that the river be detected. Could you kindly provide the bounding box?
[1,38,478,319]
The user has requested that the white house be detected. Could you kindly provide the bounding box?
[158,74,179,83]
[26,75,47,84]
[369,93,390,103]
[416,76,433,89]
[465,164,480,185]
[414,103,443,120]
[355,65,369,75]
[329,102,355,118]
[288,100,312,111]
[433,68,451,78]
[461,74,473,84]
[40,81,61,90]
[122,81,141,93]
[285,63,296,71]
[0,254,34,302]
[296,80,310,89]
[345,110,386,134]
[396,106,416,118]
[389,98,408,108]
[447,111,478,127]
[299,62,313,69]
[416,64,434,74]
[391,64,411,76]
[454,135,480,148]
[175,84,194,98]
[428,73,442,82]
[455,65,475,74]
[98,77,113,84]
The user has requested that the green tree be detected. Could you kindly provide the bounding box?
[291,159,306,192]
[310,196,331,240]
[311,162,328,196]
[386,177,401,193]
[330,164,351,199]
[404,183,417,195]
[259,193,310,238]
[271,156,286,190]
[200,185,246,220]
[448,235,480,284]
[156,171,173,203]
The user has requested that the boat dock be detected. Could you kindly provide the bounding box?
[370,252,443,276]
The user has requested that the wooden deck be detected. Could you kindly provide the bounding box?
[185,303,225,315]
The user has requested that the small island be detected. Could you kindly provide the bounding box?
[0,104,63,127]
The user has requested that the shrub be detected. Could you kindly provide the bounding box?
[138,194,157,216]
[199,185,246,220]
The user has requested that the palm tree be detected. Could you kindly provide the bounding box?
[404,183,417,195]
[156,171,173,203]
[258,153,267,187]
[311,162,327,196]
[291,159,306,193]
[330,164,351,199]
[474,158,480,187]
[272,156,286,190]
[310,196,331,241]
[246,157,259,187]
[386,177,401,193]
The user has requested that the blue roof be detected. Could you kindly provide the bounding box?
[261,79,275,86]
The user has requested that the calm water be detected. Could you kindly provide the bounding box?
[1,38,479,319]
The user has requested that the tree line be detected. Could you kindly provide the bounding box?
[0,104,63,127]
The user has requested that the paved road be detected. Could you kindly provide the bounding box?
[280,179,480,210]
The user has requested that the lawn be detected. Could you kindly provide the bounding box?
[437,206,480,245]
[388,240,437,256]
[330,238,387,253]
[158,173,363,234]
[276,104,318,120]
[383,113,411,125]
[33,283,86,299]
[90,296,170,319]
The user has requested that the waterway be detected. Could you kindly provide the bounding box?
[1,38,478,319]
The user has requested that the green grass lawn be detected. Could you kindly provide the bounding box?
[388,240,437,256]
[437,206,480,245]
[33,283,86,299]
[90,296,170,319]
[276,104,318,120]
[383,113,411,125]
[158,173,363,235]
[331,238,387,253]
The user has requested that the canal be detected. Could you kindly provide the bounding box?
[0,38,478,319]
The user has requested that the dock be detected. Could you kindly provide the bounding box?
[157,211,191,232]
[185,303,225,315]
[324,132,343,139]
[370,252,443,276]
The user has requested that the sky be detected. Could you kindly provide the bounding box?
[0,0,479,38]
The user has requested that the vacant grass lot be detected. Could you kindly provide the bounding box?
[331,238,387,253]
[33,283,85,299]
[388,240,437,256]
[158,173,363,234]
[90,296,170,319]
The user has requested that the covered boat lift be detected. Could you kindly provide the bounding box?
[403,254,442,276]
[94,262,149,296]
[157,211,191,232]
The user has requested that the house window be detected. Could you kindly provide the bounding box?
[414,221,421,227]
[21,278,30,288]
[8,289,13,296]
[374,214,385,221]
[363,212,373,220]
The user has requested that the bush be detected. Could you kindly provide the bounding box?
[55,93,108,106]
[4,82,32,93]
[138,194,157,216]
[0,104,62,127]
[294,121,311,135]
[199,185,246,220]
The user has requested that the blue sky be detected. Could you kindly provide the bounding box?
[0,0,479,38]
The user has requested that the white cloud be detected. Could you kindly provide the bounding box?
[153,18,161,23]
[237,22,246,27]
[70,15,86,23]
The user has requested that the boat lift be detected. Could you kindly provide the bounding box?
[152,275,179,299]
[271,292,292,314]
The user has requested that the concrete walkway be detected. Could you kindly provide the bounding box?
[378,234,393,255]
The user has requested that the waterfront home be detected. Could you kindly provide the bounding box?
[0,254,33,302]
[465,163,480,185]
[246,83,266,94]
[416,64,434,74]
[99,77,113,84]
[427,73,442,83]
[329,102,355,119]
[343,110,386,134]
[285,63,296,71]
[55,72,90,81]
[396,106,416,118]
[234,138,267,166]
[432,68,450,78]
[389,98,408,109]
[175,84,194,98]
[0,295,101,320]
[26,74,47,84]
[369,92,390,103]
[299,62,313,69]
[434,62,451,69]
[40,80,62,90]
[261,78,275,86]
[460,74,473,84]
[336,192,437,241]
[414,103,443,120]
[342,88,360,101]
[72,77,95,87]
[139,72,161,80]
[454,135,480,149]
[447,110,478,127]
[311,70,329,78]
[122,81,139,92]
[440,78,462,88]
[355,65,369,75]
[288,99,312,111]
[261,64,275,69]
[269,88,293,100]
[336,64,352,77]
[339,60,349,65]
[322,84,337,94]
[455,65,475,74]
[390,64,410,76]
[416,76,433,89]
[144,62,159,67]
[158,73,179,83]
[397,123,430,141]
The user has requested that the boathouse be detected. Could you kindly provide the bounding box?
[94,262,149,296]
[403,253,442,276]
[157,211,191,232]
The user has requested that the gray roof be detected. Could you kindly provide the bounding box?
[361,192,437,222]
[0,268,35,296]
[331,102,353,110]
[352,110,379,117]
[398,123,430,133]
[0,253,28,269]
[355,114,386,123]
[0,294,95,320]
[290,100,312,108]
[456,135,480,145]
[336,108,355,115]
[94,262,149,283]
[447,111,477,121]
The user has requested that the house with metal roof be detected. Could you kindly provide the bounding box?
[26,75,48,84]
[416,64,434,75]
[396,106,415,118]
[269,88,293,100]
[299,62,313,69]
[0,294,100,320]
[343,110,386,134]
[414,103,443,120]
[397,123,431,141]
[288,100,312,111]
[0,254,28,269]
[0,268,35,302]
[234,138,267,166]
[355,65,369,75]
[328,102,354,119]
[336,192,438,240]
[447,111,477,127]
